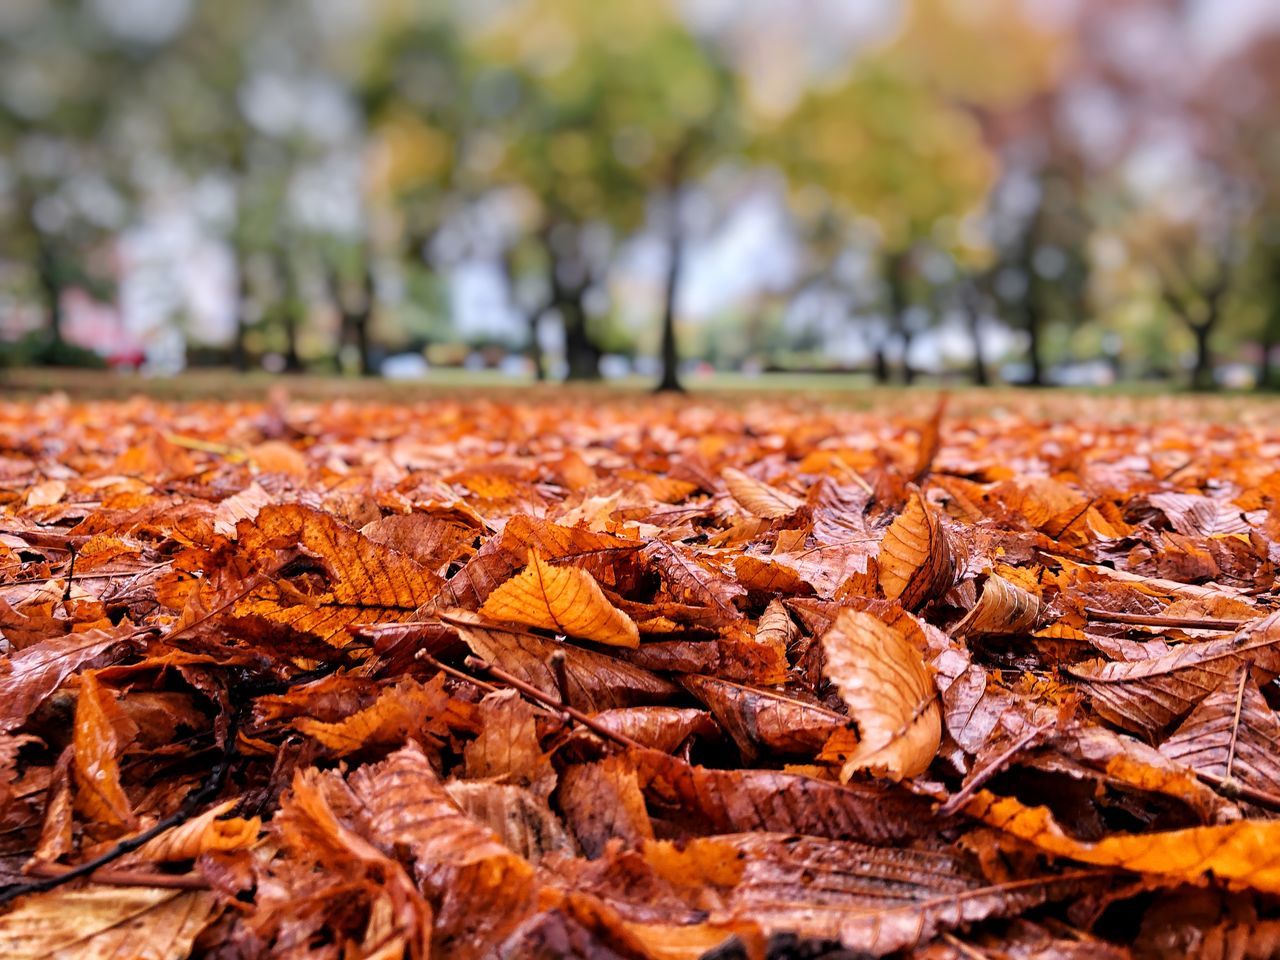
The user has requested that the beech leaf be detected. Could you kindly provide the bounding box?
[820,609,941,781]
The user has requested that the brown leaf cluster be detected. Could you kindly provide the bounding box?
[2,393,1280,958]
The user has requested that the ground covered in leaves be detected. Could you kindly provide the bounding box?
[2,391,1280,959]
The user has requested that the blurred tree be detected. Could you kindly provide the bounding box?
[474,0,737,387]
[758,56,995,383]
[0,0,153,360]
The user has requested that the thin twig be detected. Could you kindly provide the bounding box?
[1083,607,1247,630]
[939,722,1052,817]
[61,545,76,607]
[1224,668,1248,783]
[415,652,499,694]
[1195,769,1280,810]
[25,862,210,891]
[464,655,645,750]
[0,703,241,907]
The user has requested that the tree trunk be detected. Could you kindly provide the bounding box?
[35,235,64,347]
[1025,297,1045,387]
[561,293,598,381]
[872,345,890,384]
[1259,306,1279,391]
[963,281,989,386]
[1190,321,1214,391]
[546,240,599,382]
[528,312,546,382]
[353,264,375,377]
[655,200,685,394]
[900,330,917,385]
[502,248,545,382]
[277,254,303,374]
[884,249,912,385]
[231,252,250,371]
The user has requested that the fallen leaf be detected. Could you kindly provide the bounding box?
[820,609,941,781]
[478,548,639,647]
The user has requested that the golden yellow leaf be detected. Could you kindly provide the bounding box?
[877,489,954,610]
[967,789,1280,892]
[819,609,941,781]
[0,886,217,960]
[127,798,260,863]
[478,548,639,647]
[721,467,804,519]
[294,674,474,753]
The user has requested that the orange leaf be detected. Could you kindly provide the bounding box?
[478,548,639,647]
[72,672,139,832]
[820,609,941,781]
[967,789,1280,892]
[877,489,955,611]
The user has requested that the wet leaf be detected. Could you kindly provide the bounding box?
[0,886,218,960]
[878,488,955,610]
[819,609,941,781]
[478,548,639,647]
[967,789,1280,892]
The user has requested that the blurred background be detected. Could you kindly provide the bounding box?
[2,0,1279,391]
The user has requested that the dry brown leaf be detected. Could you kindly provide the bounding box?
[444,781,575,862]
[293,673,473,754]
[878,488,955,610]
[449,612,678,711]
[633,749,942,843]
[1067,611,1280,736]
[234,503,443,645]
[463,688,555,797]
[1160,667,1280,797]
[681,674,846,761]
[346,744,538,957]
[0,628,134,733]
[819,609,941,781]
[478,548,639,647]
[721,467,803,519]
[559,754,655,857]
[951,573,1041,638]
[0,886,218,960]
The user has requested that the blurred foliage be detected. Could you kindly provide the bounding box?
[2,0,1280,390]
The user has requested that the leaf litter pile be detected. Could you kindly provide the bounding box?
[2,392,1280,958]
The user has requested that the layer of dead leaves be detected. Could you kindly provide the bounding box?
[1,391,1280,959]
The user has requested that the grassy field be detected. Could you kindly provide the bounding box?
[3,365,1278,423]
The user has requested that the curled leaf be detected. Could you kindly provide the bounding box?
[819,609,941,781]
[128,798,260,862]
[877,489,955,610]
[951,573,1040,639]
